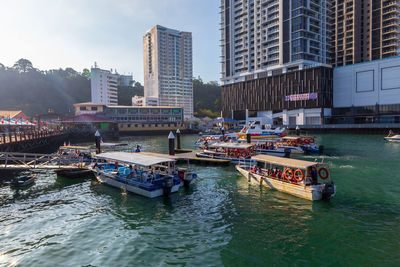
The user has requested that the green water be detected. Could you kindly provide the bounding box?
[1,134,400,266]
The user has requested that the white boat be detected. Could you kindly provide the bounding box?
[237,121,286,140]
[384,134,400,142]
[235,155,336,201]
[196,142,256,164]
[93,152,183,198]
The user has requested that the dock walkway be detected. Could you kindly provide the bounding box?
[139,151,231,165]
[0,151,85,170]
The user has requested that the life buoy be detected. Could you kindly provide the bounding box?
[241,151,248,158]
[303,139,310,144]
[309,138,315,144]
[294,169,304,182]
[284,168,293,180]
[277,170,282,179]
[178,173,185,179]
[318,167,329,179]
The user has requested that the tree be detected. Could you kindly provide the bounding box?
[193,78,221,118]
[13,58,35,73]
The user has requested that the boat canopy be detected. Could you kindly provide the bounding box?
[98,142,128,147]
[282,136,301,140]
[208,142,253,149]
[95,152,175,167]
[251,155,318,169]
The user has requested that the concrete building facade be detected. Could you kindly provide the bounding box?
[220,0,333,125]
[143,25,193,118]
[132,96,159,107]
[331,0,400,67]
[332,57,400,123]
[91,67,119,106]
[220,0,332,85]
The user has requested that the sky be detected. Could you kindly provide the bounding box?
[0,0,221,83]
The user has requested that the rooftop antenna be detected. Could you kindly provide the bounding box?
[94,62,98,68]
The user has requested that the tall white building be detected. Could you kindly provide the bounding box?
[91,67,119,106]
[144,25,193,118]
[220,0,332,85]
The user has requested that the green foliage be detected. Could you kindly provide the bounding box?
[0,59,90,116]
[193,78,221,118]
[0,59,222,118]
[117,82,144,106]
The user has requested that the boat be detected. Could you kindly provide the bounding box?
[235,155,336,201]
[195,133,238,146]
[384,134,400,142]
[58,145,93,163]
[54,168,94,178]
[237,121,286,140]
[92,152,185,198]
[196,142,257,164]
[11,175,36,187]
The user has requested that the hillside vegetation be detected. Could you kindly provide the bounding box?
[0,59,221,118]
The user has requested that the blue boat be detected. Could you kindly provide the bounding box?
[93,152,196,198]
[11,175,36,187]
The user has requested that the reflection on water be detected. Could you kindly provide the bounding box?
[1,134,400,266]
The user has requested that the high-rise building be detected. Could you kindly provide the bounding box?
[220,0,333,125]
[91,67,119,106]
[331,0,400,67]
[220,0,332,85]
[143,25,193,118]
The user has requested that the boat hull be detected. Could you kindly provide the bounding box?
[256,149,290,157]
[235,165,335,201]
[54,168,94,178]
[384,135,400,142]
[95,173,180,198]
[237,133,282,139]
[11,176,35,187]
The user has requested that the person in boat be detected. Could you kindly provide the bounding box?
[252,165,257,173]
[310,167,318,185]
[128,165,134,178]
[114,161,119,170]
[388,129,394,137]
[270,143,274,150]
[135,145,141,153]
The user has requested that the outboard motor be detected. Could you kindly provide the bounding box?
[162,177,174,196]
[322,183,335,200]
[183,173,197,187]
[284,148,291,158]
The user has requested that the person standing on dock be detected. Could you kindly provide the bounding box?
[95,130,101,154]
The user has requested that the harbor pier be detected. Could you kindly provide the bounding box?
[0,130,70,152]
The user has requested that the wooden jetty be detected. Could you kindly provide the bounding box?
[0,130,70,152]
[0,151,85,170]
[139,151,231,165]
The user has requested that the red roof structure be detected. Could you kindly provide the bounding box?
[60,114,113,123]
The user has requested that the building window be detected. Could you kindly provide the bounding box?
[91,107,98,111]
[80,107,86,111]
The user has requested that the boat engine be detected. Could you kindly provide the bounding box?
[162,177,174,196]
[322,183,335,200]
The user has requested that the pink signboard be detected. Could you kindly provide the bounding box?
[285,92,318,101]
